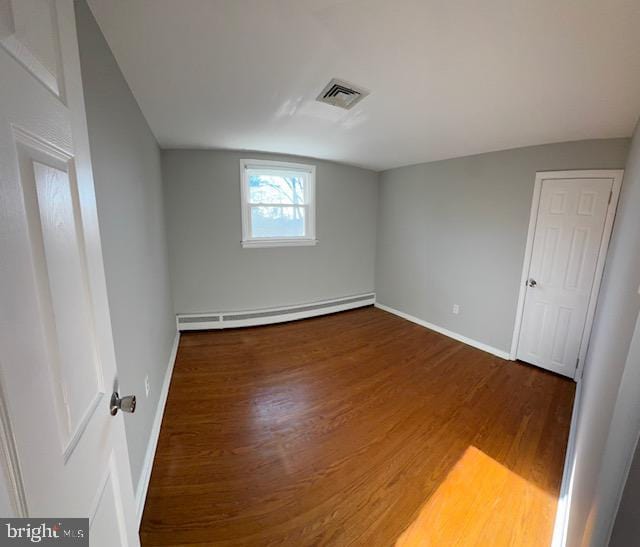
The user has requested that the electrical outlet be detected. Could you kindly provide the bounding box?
[452,304,460,315]
[144,375,150,398]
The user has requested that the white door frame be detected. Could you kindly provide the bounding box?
[509,169,624,380]
[0,379,27,517]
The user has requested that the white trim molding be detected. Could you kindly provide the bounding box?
[135,331,180,526]
[241,238,317,248]
[551,379,583,547]
[177,293,375,331]
[374,303,510,360]
[509,169,624,380]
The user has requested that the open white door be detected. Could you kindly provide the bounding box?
[514,170,623,378]
[0,1,138,544]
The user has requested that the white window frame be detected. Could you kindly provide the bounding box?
[240,159,317,248]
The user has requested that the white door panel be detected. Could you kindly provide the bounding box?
[90,463,130,547]
[0,0,64,96]
[517,176,614,377]
[0,1,138,543]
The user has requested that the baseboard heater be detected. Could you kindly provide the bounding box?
[177,292,376,331]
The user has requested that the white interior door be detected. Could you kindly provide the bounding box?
[0,1,138,544]
[516,171,622,378]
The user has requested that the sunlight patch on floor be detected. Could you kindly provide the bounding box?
[395,446,556,547]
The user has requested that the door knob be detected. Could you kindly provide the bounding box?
[110,392,136,416]
[527,278,537,288]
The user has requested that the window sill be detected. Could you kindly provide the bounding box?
[241,239,318,248]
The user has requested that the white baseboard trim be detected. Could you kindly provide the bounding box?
[177,292,376,331]
[135,331,180,526]
[551,378,582,547]
[374,302,510,360]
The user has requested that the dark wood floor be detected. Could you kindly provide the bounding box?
[140,307,574,546]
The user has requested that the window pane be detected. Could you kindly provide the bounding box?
[248,173,305,204]
[250,206,306,238]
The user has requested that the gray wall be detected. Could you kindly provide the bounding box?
[563,121,640,546]
[604,314,640,547]
[612,441,640,546]
[375,139,630,353]
[162,150,378,314]
[610,317,640,546]
[76,1,177,493]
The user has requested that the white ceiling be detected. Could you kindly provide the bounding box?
[87,0,640,171]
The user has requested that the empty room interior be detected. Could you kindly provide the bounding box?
[2,1,640,546]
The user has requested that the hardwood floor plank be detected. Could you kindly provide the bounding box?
[140,307,574,546]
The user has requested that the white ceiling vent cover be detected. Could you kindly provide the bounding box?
[316,78,369,110]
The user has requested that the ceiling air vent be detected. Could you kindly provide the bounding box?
[316,78,369,110]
